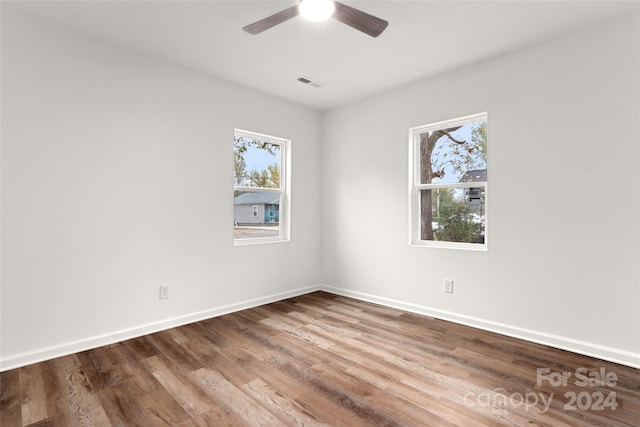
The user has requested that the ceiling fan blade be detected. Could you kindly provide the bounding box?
[332,1,388,37]
[243,5,300,34]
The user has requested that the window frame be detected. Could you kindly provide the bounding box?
[234,129,291,245]
[408,113,488,251]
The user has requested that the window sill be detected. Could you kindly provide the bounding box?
[234,237,290,246]
[410,240,487,251]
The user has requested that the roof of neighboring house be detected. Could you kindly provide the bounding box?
[234,192,280,205]
[459,169,487,183]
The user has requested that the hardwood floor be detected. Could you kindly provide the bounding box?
[1,291,639,426]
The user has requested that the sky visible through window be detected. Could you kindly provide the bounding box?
[428,122,486,184]
[234,136,281,189]
[234,133,285,242]
[243,142,279,172]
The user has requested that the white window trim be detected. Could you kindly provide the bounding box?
[234,129,291,245]
[408,113,488,251]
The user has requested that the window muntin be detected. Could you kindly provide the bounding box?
[410,113,487,250]
[234,129,290,244]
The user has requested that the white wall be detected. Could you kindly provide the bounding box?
[2,8,639,370]
[0,9,322,369]
[321,13,640,367]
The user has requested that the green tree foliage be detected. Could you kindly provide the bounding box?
[433,189,482,243]
[234,151,246,186]
[420,122,486,241]
[267,163,280,187]
[248,164,279,188]
[471,122,487,163]
[234,136,280,188]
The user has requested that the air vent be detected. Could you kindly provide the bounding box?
[297,75,325,88]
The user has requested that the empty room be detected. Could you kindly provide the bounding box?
[1,0,639,425]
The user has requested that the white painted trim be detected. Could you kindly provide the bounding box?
[233,128,291,244]
[0,284,321,372]
[410,112,488,135]
[3,283,638,371]
[321,285,640,369]
[408,112,488,251]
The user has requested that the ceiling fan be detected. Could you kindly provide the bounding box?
[243,0,389,38]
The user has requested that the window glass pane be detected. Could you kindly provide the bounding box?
[419,121,487,185]
[234,137,281,188]
[420,187,485,244]
[234,129,289,244]
[234,191,281,239]
[411,113,487,249]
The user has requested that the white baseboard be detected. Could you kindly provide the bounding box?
[3,283,638,371]
[320,285,640,369]
[0,284,321,372]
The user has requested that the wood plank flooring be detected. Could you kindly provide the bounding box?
[1,291,639,426]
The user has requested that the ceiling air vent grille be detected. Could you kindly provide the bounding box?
[297,76,325,88]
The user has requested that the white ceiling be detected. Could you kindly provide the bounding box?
[4,0,639,111]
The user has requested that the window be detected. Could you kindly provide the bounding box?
[234,129,290,244]
[409,113,487,250]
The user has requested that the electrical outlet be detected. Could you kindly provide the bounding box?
[443,279,454,293]
[159,285,170,299]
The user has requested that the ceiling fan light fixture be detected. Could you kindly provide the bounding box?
[243,0,387,37]
[299,0,335,22]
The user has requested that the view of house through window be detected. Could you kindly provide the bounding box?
[410,113,487,249]
[234,130,289,243]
